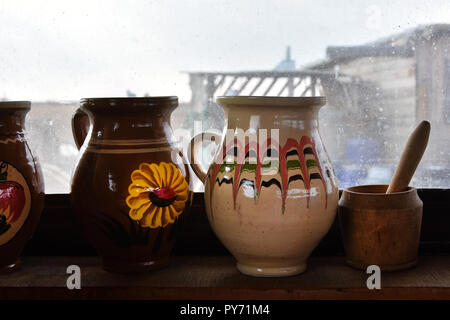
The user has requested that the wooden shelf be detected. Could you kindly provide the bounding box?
[1,256,450,300]
[3,191,450,300]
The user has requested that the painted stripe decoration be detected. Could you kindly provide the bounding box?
[208,136,327,213]
[0,136,24,145]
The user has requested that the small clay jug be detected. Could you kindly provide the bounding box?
[0,101,45,272]
[71,97,192,273]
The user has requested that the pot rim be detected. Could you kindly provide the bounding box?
[81,96,177,104]
[80,96,178,112]
[344,184,416,196]
[0,101,31,110]
[216,96,326,107]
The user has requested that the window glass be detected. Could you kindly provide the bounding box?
[1,0,450,192]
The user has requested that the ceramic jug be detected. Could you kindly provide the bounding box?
[0,101,45,272]
[189,96,339,277]
[71,97,192,273]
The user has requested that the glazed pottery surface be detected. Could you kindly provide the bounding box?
[71,97,192,273]
[0,101,45,273]
[192,96,339,277]
[338,184,422,271]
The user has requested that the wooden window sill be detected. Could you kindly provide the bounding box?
[1,255,450,300]
[2,190,450,300]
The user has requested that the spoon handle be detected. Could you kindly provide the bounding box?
[386,120,430,194]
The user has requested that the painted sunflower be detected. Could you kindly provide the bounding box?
[126,162,189,228]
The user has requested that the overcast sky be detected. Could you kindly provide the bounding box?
[1,0,450,102]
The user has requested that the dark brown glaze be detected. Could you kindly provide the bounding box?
[71,108,90,149]
[71,97,192,273]
[0,101,45,273]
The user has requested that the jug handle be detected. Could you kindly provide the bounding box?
[187,132,221,184]
[71,108,90,150]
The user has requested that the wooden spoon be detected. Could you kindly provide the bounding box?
[386,120,431,194]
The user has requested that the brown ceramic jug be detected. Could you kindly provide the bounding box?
[0,101,45,272]
[71,97,192,273]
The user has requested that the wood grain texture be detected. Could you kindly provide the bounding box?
[339,185,423,271]
[387,120,430,193]
[1,256,450,300]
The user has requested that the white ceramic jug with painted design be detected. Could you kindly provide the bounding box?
[189,96,339,277]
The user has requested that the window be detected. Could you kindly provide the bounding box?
[445,58,450,124]
[2,0,450,192]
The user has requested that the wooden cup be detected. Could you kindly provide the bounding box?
[338,184,422,271]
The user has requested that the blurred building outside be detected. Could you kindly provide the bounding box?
[16,23,450,192]
[182,24,450,188]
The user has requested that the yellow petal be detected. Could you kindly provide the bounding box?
[168,205,181,220]
[175,189,188,202]
[137,163,161,187]
[170,165,182,178]
[150,163,164,187]
[151,207,163,228]
[171,171,185,188]
[172,200,186,212]
[129,201,151,221]
[162,162,175,187]
[168,163,179,186]
[159,162,169,188]
[126,193,150,209]
[161,207,174,227]
[129,178,152,190]
[128,184,150,196]
[173,180,188,194]
[141,205,158,228]
[131,170,158,188]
